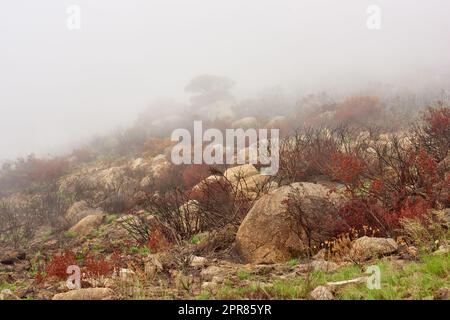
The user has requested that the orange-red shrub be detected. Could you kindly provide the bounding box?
[328,152,365,185]
[147,226,171,253]
[83,254,112,278]
[45,251,77,280]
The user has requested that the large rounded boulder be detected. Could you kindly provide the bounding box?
[235,182,345,264]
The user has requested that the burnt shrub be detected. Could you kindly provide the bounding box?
[412,103,450,162]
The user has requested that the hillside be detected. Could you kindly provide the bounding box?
[0,96,449,300]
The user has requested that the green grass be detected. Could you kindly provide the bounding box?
[196,291,212,300]
[337,254,449,300]
[195,253,449,300]
[129,246,152,256]
[189,233,208,245]
[287,258,299,267]
[105,214,118,225]
[64,231,77,238]
[237,270,251,281]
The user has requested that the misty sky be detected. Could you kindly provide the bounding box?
[1,0,450,159]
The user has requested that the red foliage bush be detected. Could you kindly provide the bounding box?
[423,105,450,136]
[277,128,339,183]
[414,105,450,161]
[328,152,365,185]
[147,225,171,253]
[45,251,77,280]
[336,146,441,235]
[83,254,112,278]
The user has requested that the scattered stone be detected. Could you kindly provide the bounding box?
[200,266,223,281]
[52,288,115,300]
[0,289,19,300]
[190,256,208,267]
[310,286,334,300]
[201,282,218,294]
[349,236,398,261]
[399,245,419,260]
[0,249,26,265]
[434,287,450,300]
[432,245,449,256]
[211,276,224,284]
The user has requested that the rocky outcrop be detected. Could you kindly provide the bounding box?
[65,200,91,224]
[65,201,105,227]
[235,182,345,264]
[68,214,104,237]
[223,164,277,199]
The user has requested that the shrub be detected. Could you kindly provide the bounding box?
[83,254,112,278]
[400,209,449,253]
[45,251,77,280]
[277,128,339,184]
[26,157,69,184]
[147,226,171,253]
[327,152,365,185]
[412,104,450,162]
[282,186,343,256]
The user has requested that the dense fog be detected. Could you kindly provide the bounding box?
[1,0,450,159]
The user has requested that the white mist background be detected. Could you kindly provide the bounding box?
[0,0,449,159]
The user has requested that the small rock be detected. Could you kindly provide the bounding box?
[52,288,115,300]
[211,276,224,284]
[400,245,419,260]
[68,214,104,237]
[310,286,334,300]
[310,260,340,272]
[190,256,208,267]
[0,249,26,265]
[349,236,398,261]
[0,289,19,300]
[297,260,340,273]
[200,266,222,281]
[201,282,218,294]
[434,287,450,300]
[432,245,449,256]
